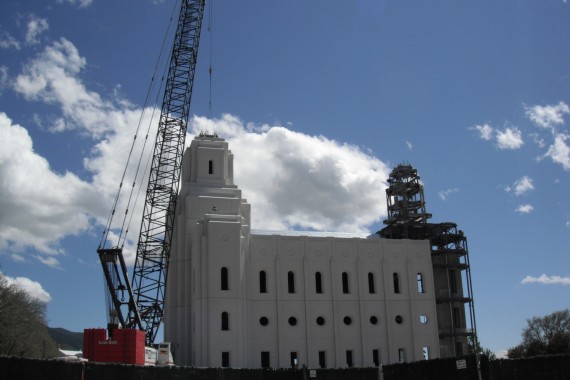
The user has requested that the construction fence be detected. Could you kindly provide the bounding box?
[0,356,378,380]
[381,353,570,380]
[2,354,570,380]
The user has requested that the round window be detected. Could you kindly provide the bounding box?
[259,316,269,326]
[316,316,325,326]
[288,316,297,326]
[343,316,352,326]
[370,316,378,325]
[419,315,428,324]
[395,315,403,324]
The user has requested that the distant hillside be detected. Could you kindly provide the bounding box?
[48,327,83,351]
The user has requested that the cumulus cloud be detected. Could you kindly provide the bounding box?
[25,15,49,45]
[0,66,8,94]
[524,101,570,170]
[56,0,93,8]
[522,274,570,286]
[438,188,458,201]
[496,127,524,150]
[13,38,115,138]
[3,36,391,269]
[471,123,524,150]
[3,274,52,303]
[515,204,534,214]
[0,112,103,257]
[544,133,570,170]
[525,101,570,131]
[190,115,390,233]
[0,30,21,50]
[472,123,494,141]
[505,176,534,196]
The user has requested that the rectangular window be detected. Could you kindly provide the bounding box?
[221,351,229,367]
[455,342,464,356]
[368,273,376,294]
[290,352,298,368]
[221,267,229,291]
[315,272,323,294]
[259,271,267,293]
[453,307,462,328]
[346,350,353,367]
[342,272,350,294]
[208,160,214,174]
[398,348,405,363]
[261,351,270,368]
[288,271,295,294]
[422,346,429,360]
[318,351,326,368]
[393,273,400,294]
[372,349,380,367]
[417,272,425,293]
[449,269,457,294]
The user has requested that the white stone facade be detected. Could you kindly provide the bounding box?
[164,135,441,368]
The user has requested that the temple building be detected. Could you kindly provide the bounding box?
[164,134,476,368]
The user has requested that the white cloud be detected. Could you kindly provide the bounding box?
[522,274,570,286]
[0,30,21,50]
[472,123,494,141]
[495,350,508,359]
[544,133,570,170]
[3,274,52,303]
[438,188,458,201]
[515,204,534,214]
[190,115,390,233]
[525,101,570,131]
[13,38,115,138]
[496,127,524,150]
[3,37,391,269]
[0,112,103,258]
[56,0,93,8]
[405,140,413,151]
[25,16,49,45]
[0,65,8,94]
[505,176,534,196]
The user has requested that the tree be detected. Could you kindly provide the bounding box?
[468,334,497,359]
[507,309,570,358]
[0,273,58,358]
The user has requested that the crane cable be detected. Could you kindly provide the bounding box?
[207,0,214,132]
[99,0,182,251]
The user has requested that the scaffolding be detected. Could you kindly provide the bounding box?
[379,164,477,358]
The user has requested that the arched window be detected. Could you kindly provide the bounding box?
[208,160,214,174]
[315,272,323,294]
[221,267,229,291]
[288,271,295,294]
[342,272,350,294]
[259,270,267,293]
[368,272,376,294]
[221,312,229,331]
[393,273,400,294]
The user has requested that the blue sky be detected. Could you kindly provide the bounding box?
[1,0,569,357]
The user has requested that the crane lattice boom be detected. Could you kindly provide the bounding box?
[98,0,206,347]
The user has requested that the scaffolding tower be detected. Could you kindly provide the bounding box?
[379,163,477,358]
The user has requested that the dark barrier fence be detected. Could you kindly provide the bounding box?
[2,354,570,380]
[382,354,570,380]
[489,354,570,380]
[382,354,485,380]
[0,356,379,380]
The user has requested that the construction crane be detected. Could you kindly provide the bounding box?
[96,0,206,349]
